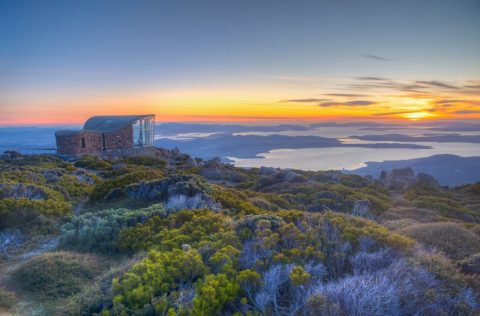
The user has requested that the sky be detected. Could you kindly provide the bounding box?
[0,0,479,125]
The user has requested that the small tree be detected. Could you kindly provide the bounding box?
[193,273,240,315]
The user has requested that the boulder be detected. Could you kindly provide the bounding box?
[379,168,418,192]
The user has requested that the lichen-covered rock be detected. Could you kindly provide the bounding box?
[125,174,220,210]
[379,168,418,192]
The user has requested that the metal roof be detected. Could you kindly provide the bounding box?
[82,115,154,133]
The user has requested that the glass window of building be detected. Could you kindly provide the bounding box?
[133,116,155,147]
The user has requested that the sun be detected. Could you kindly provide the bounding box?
[402,111,434,120]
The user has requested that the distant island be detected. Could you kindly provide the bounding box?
[349,154,480,186]
[155,134,430,160]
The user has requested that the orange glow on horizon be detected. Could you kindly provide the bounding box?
[1,85,479,126]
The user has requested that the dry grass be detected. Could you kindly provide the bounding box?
[399,222,480,260]
[10,251,102,299]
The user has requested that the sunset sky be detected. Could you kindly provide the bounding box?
[1,0,479,125]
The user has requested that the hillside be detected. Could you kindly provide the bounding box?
[1,149,480,315]
[349,154,480,187]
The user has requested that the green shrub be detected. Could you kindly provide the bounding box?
[323,212,415,251]
[57,174,96,198]
[119,209,238,252]
[74,155,111,170]
[414,196,472,219]
[89,170,163,202]
[120,156,168,167]
[112,248,207,313]
[11,251,101,298]
[193,273,240,315]
[0,198,72,230]
[59,204,166,254]
[212,186,262,215]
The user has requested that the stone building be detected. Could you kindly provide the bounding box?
[55,115,155,155]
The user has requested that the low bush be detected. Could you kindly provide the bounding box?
[414,196,473,219]
[59,204,166,254]
[399,222,480,260]
[11,251,101,298]
[0,198,71,231]
[89,169,163,202]
[120,156,168,167]
[66,254,144,316]
[56,174,96,198]
[308,258,477,316]
[212,186,262,215]
[74,155,111,170]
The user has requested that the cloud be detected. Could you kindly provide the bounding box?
[373,110,415,116]
[356,76,389,81]
[318,102,342,107]
[318,100,377,107]
[345,100,377,106]
[281,98,329,103]
[349,77,467,94]
[324,93,367,97]
[415,80,459,90]
[454,110,480,114]
[464,84,480,90]
[435,99,466,104]
[463,80,480,90]
[361,54,392,61]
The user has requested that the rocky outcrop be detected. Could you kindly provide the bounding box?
[379,168,418,192]
[378,168,440,192]
[125,174,220,210]
[416,172,440,189]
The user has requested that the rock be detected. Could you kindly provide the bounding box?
[125,174,220,210]
[379,167,419,192]
[379,168,441,193]
[416,172,440,189]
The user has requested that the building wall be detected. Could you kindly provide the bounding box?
[103,126,134,150]
[56,130,103,155]
[56,125,135,156]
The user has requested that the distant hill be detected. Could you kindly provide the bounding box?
[0,127,62,153]
[349,154,480,187]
